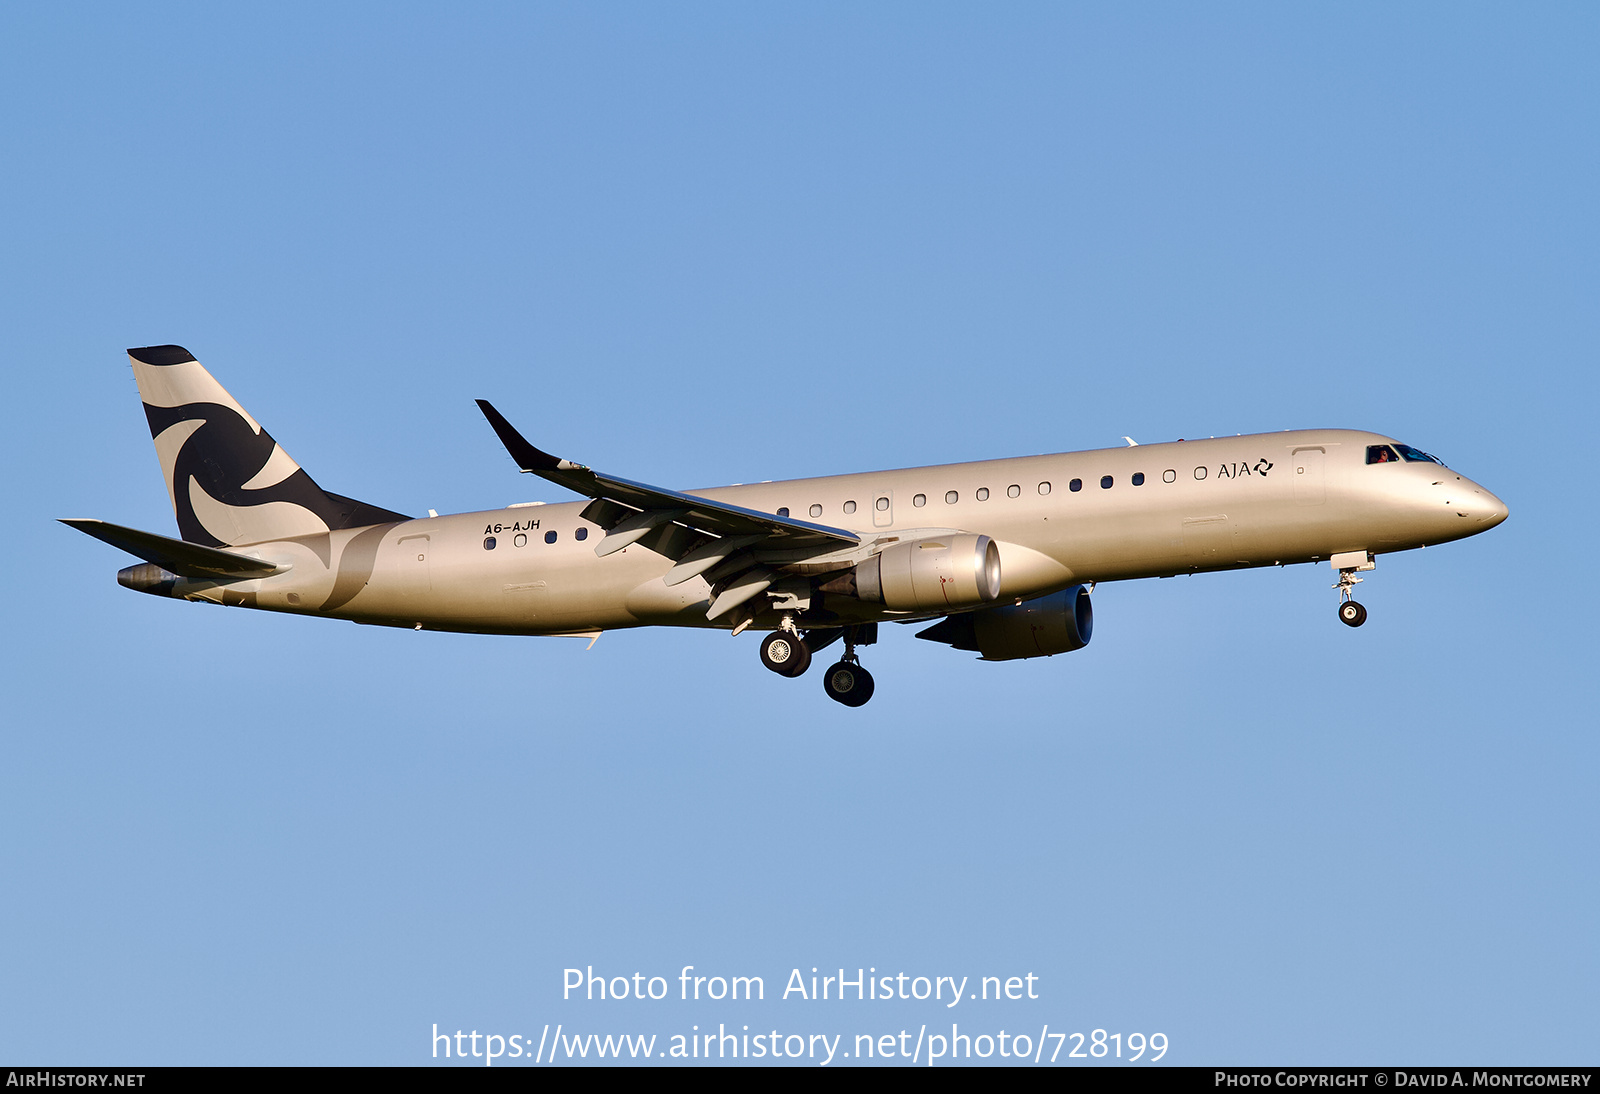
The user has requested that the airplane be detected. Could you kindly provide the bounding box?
[64,345,1509,707]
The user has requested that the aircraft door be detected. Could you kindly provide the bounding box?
[395,533,432,601]
[1293,448,1325,505]
[872,490,894,528]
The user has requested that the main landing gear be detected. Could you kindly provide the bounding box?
[820,623,876,707]
[757,621,877,706]
[822,658,874,708]
[758,629,811,677]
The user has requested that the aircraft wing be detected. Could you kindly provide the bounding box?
[60,518,283,578]
[477,400,862,623]
[475,400,860,551]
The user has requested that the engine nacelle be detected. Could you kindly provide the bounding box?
[824,534,1002,611]
[915,585,1094,661]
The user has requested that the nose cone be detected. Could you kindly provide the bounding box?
[1481,490,1510,528]
[1415,471,1507,542]
[1455,479,1509,529]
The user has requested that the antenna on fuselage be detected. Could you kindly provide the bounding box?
[1122,436,1139,447]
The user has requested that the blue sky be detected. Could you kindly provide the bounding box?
[2,3,1595,1065]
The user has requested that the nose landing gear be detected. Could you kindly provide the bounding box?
[1331,551,1374,627]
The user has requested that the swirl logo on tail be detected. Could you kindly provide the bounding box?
[129,346,409,547]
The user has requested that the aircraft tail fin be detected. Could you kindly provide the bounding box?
[127,345,409,547]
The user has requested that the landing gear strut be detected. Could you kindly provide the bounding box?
[759,620,876,704]
[822,624,875,707]
[1334,567,1368,628]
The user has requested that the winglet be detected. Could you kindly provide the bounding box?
[475,400,587,474]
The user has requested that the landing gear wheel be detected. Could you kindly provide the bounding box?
[1338,600,1368,628]
[823,661,875,707]
[759,631,812,677]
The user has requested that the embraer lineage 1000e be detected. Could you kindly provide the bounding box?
[65,346,1509,707]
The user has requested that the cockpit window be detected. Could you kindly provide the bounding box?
[1366,445,1402,464]
[1394,443,1445,466]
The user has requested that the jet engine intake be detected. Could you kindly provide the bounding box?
[915,585,1093,661]
[827,534,1001,611]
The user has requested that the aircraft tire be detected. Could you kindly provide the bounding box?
[823,662,875,707]
[1338,601,1368,628]
[760,631,812,676]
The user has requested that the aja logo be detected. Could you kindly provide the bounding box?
[1216,458,1274,479]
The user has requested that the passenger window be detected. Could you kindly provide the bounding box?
[809,504,822,517]
[575,527,588,541]
[843,500,857,514]
[913,493,926,507]
[1163,469,1176,483]
[1038,482,1050,495]
[1101,475,1113,489]
[976,488,990,501]
[944,490,958,504]
[777,507,789,517]
[483,536,497,550]
[875,497,889,511]
[1069,479,1082,492]
[1007,484,1020,498]
[545,530,558,544]
[514,533,527,547]
[1366,445,1401,464]
[1132,472,1145,486]
[1194,467,1207,480]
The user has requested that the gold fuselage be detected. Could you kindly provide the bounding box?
[170,429,1508,636]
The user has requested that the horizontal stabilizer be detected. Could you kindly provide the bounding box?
[59,519,282,578]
